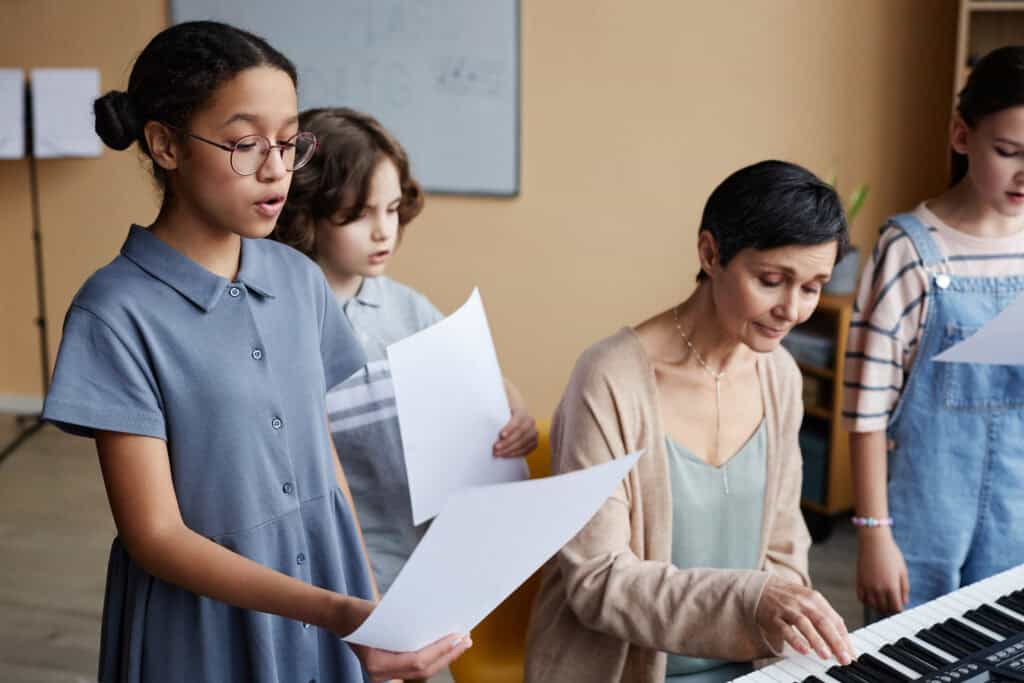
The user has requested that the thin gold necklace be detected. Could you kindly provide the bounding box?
[672,305,728,486]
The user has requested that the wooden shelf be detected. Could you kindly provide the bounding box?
[804,404,832,421]
[798,362,835,381]
[970,2,1024,11]
[795,294,855,518]
[817,292,855,313]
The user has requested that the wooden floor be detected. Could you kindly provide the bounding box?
[0,416,861,682]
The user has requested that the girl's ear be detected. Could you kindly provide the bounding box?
[697,230,720,278]
[144,121,181,171]
[950,114,971,156]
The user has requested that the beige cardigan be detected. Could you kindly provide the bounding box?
[524,328,811,683]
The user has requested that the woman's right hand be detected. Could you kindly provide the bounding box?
[331,597,472,682]
[856,530,909,614]
[351,635,472,682]
[755,575,854,664]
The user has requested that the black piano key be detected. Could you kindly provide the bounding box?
[963,608,1018,638]
[897,637,949,669]
[803,678,827,683]
[932,621,981,652]
[943,618,997,648]
[998,595,1024,618]
[848,660,895,683]
[879,643,937,675]
[858,653,912,683]
[1002,593,1024,614]
[916,627,973,658]
[979,603,1024,631]
[827,665,876,683]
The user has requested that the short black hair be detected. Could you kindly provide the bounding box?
[696,160,849,281]
[951,45,1024,186]
[93,21,297,192]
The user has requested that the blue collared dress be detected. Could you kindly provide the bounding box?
[42,225,375,683]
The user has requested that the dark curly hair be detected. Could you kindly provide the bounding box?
[696,160,849,282]
[951,45,1024,186]
[93,21,297,191]
[271,107,424,258]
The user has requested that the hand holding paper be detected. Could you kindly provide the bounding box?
[387,288,527,525]
[344,451,643,651]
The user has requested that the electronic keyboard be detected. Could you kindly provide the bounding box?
[734,563,1024,683]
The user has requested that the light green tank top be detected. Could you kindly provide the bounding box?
[664,421,766,683]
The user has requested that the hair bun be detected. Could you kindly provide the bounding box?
[94,90,138,150]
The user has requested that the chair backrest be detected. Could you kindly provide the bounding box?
[449,421,551,683]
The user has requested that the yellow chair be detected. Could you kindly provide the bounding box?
[449,422,552,683]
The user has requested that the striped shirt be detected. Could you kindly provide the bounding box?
[842,203,1024,433]
[326,275,443,592]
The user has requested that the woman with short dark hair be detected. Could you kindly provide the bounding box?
[525,160,853,683]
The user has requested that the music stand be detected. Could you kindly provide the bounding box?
[0,68,101,465]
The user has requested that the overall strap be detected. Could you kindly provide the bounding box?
[886,213,944,268]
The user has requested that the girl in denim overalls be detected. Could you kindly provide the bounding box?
[846,46,1024,613]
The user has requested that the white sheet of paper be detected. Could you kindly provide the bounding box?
[387,288,527,525]
[933,290,1024,364]
[0,70,24,159]
[30,68,102,159]
[344,451,643,651]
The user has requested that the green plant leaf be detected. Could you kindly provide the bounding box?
[847,184,869,223]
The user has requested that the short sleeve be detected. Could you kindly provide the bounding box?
[319,277,368,389]
[412,291,444,331]
[42,305,166,439]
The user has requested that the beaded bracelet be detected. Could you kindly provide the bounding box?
[851,515,893,528]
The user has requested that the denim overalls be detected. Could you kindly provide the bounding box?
[886,213,1024,607]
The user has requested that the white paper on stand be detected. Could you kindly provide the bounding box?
[30,68,102,159]
[344,451,643,652]
[0,70,24,159]
[933,291,1024,364]
[387,288,527,525]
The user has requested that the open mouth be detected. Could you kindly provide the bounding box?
[255,195,285,217]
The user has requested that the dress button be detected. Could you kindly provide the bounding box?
[282,482,294,495]
[272,417,283,430]
[296,552,306,565]
[251,348,263,361]
[228,286,241,297]
[302,622,311,629]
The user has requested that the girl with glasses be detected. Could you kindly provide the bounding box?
[271,107,538,597]
[41,20,469,683]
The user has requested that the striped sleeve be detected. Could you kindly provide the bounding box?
[841,225,929,432]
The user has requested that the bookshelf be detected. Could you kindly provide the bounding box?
[954,0,1024,101]
[783,293,855,541]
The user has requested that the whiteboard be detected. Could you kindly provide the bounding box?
[170,0,520,196]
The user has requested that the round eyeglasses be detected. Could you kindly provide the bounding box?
[182,130,319,176]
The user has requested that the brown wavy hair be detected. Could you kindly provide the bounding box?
[272,107,424,258]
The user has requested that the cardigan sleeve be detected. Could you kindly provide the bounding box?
[761,348,812,586]
[551,337,775,661]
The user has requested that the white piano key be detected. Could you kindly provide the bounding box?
[785,653,847,683]
[759,660,803,683]
[732,669,775,683]
[773,657,824,682]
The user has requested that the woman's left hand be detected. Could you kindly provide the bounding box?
[493,382,538,458]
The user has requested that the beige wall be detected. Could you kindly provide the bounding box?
[0,1,166,403]
[1,1,958,418]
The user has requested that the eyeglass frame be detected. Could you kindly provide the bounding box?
[164,124,319,176]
